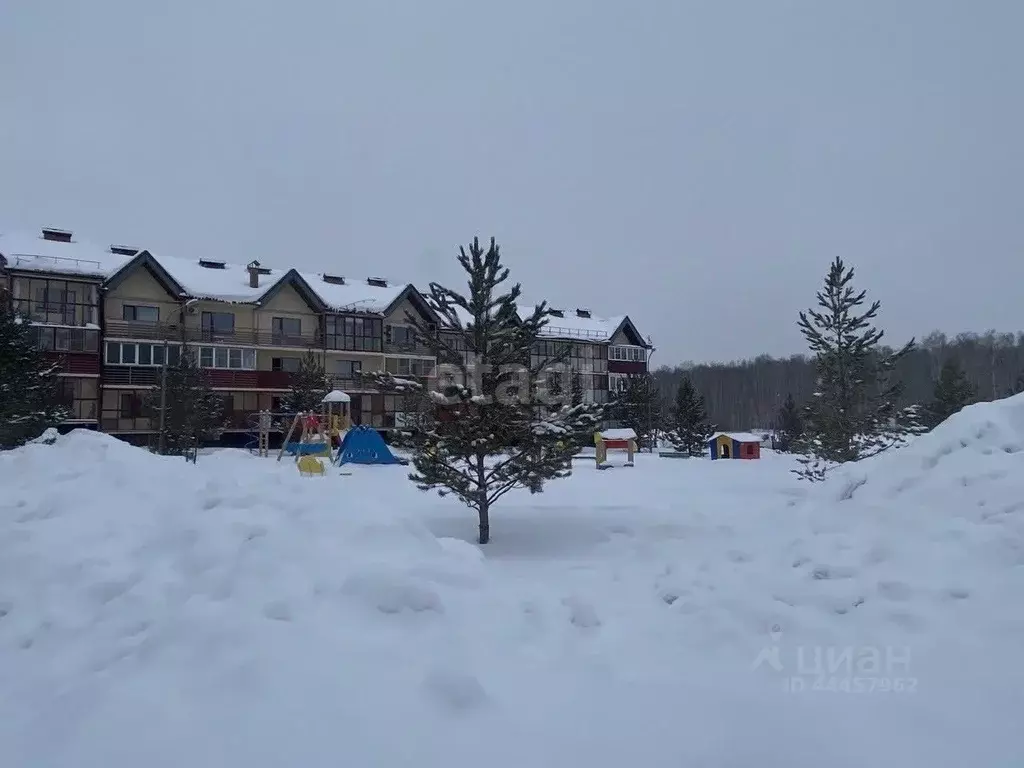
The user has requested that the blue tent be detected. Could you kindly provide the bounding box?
[334,425,407,466]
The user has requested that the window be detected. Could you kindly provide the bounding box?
[272,317,302,340]
[123,305,160,323]
[386,358,435,377]
[106,342,181,366]
[609,374,630,393]
[272,357,301,372]
[119,393,143,419]
[324,315,382,352]
[196,346,256,370]
[387,325,415,345]
[201,311,235,336]
[333,359,362,377]
[610,345,646,362]
[60,378,99,421]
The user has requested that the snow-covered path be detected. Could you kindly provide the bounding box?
[2,399,1023,767]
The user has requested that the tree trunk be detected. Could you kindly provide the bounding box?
[476,450,489,543]
[477,502,490,544]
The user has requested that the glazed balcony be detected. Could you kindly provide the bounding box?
[103,320,324,349]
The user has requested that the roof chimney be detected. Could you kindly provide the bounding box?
[246,260,261,288]
[41,227,72,243]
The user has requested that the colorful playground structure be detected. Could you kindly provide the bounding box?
[254,390,407,475]
[708,432,763,460]
[594,428,637,469]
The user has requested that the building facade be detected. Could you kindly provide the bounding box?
[2,227,652,444]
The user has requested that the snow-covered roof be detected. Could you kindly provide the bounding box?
[0,230,137,278]
[600,428,637,440]
[711,432,768,444]
[303,272,406,314]
[322,390,351,403]
[151,253,285,303]
[121,251,408,313]
[519,303,625,342]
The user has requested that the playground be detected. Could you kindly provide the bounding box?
[248,390,408,476]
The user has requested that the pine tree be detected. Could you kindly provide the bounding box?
[144,349,225,456]
[0,302,68,449]
[926,360,975,427]
[612,374,660,450]
[664,376,713,456]
[282,349,329,414]
[389,236,604,544]
[795,258,914,480]
[773,393,803,452]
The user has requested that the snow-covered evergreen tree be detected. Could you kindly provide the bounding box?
[795,257,914,481]
[611,374,660,450]
[926,359,975,427]
[570,372,585,408]
[664,376,713,456]
[282,349,328,414]
[773,393,803,452]
[143,349,225,456]
[0,302,67,449]
[389,236,603,543]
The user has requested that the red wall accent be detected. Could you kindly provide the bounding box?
[608,361,647,374]
[45,351,101,375]
[207,370,258,388]
[255,370,293,389]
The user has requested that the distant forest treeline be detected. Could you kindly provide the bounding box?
[653,331,1024,431]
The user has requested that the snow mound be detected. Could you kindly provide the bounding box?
[823,393,1024,510]
[2,421,1023,766]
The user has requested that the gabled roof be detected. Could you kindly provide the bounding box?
[104,250,185,298]
[517,303,650,346]
[0,230,136,279]
[385,283,441,325]
[608,316,649,347]
[256,269,326,313]
[711,431,767,444]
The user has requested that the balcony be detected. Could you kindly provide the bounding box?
[103,321,324,349]
[102,366,304,390]
[384,339,434,356]
[44,351,101,375]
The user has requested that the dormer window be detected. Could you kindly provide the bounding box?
[41,228,73,243]
[199,259,226,269]
[367,277,388,287]
[322,274,346,285]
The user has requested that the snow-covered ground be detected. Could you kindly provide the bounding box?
[2,397,1024,767]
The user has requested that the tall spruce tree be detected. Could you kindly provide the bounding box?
[773,393,803,452]
[664,376,713,456]
[0,302,68,449]
[926,359,975,427]
[386,236,603,544]
[283,349,329,414]
[144,349,225,456]
[795,257,914,480]
[612,374,660,450]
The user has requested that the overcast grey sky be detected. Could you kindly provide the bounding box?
[2,1,1022,364]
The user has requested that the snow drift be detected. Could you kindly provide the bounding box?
[1,398,1023,767]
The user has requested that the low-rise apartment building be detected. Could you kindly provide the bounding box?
[524,305,651,403]
[2,226,652,444]
[0,228,136,427]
